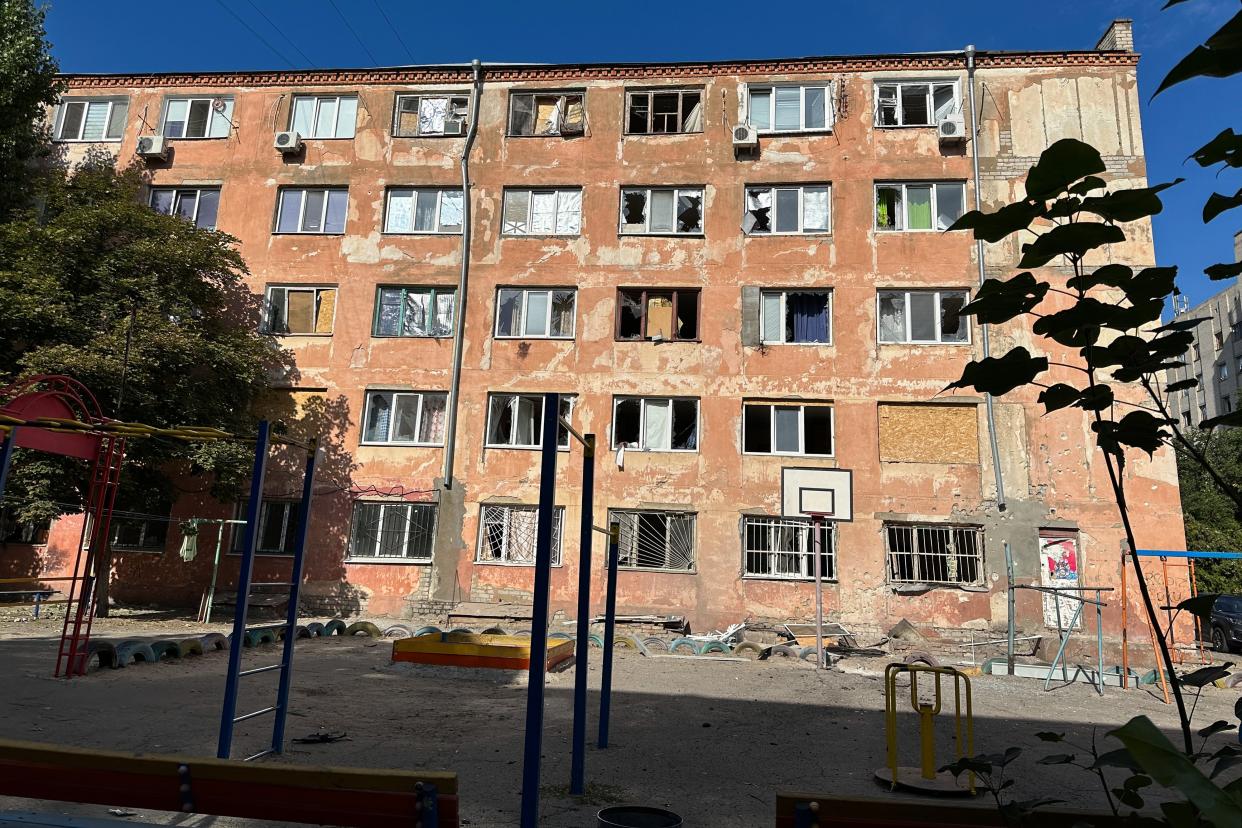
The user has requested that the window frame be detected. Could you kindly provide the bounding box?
[346,501,437,562]
[372,285,456,338]
[289,94,358,139]
[873,80,960,128]
[759,289,834,345]
[231,500,300,557]
[874,181,967,232]
[360,390,448,446]
[747,83,834,134]
[610,396,700,453]
[742,184,832,235]
[876,289,971,345]
[149,186,221,230]
[383,187,465,235]
[391,92,470,138]
[484,393,575,450]
[624,88,705,135]
[475,504,565,566]
[506,90,586,137]
[53,97,128,143]
[274,187,349,235]
[615,287,701,343]
[109,512,169,553]
[494,287,577,340]
[263,284,337,336]
[610,508,697,573]
[618,186,705,236]
[742,516,836,581]
[159,95,234,140]
[884,522,985,587]
[500,188,584,237]
[741,402,835,457]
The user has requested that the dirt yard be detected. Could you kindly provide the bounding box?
[0,612,1238,827]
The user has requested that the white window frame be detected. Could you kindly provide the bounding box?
[373,285,455,338]
[876,289,971,345]
[743,184,832,235]
[501,188,583,236]
[149,187,221,230]
[759,290,834,345]
[275,188,348,235]
[263,285,337,335]
[747,84,834,134]
[619,187,705,235]
[884,522,985,587]
[494,288,577,339]
[160,96,234,139]
[476,504,564,566]
[741,402,834,457]
[232,500,299,556]
[507,91,586,137]
[742,516,836,581]
[611,396,700,453]
[289,94,358,139]
[873,80,959,128]
[361,390,448,446]
[485,394,574,450]
[610,509,697,572]
[383,188,464,235]
[54,98,127,142]
[392,93,470,137]
[874,182,967,232]
[346,501,437,561]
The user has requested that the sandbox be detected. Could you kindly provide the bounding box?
[391,632,575,671]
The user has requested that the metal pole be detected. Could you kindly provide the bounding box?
[570,434,595,796]
[218,420,270,760]
[1053,587,1067,683]
[1004,541,1015,677]
[0,427,17,505]
[813,515,825,670]
[598,521,620,749]
[1044,598,1085,691]
[1120,547,1130,689]
[204,525,224,624]
[1095,588,1105,697]
[520,394,559,828]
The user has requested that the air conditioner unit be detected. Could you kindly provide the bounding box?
[135,134,169,160]
[732,123,759,150]
[274,131,304,154]
[938,113,967,143]
[441,118,465,136]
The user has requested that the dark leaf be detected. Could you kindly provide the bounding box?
[1124,775,1153,791]
[1163,1,1193,10]
[1236,696,1242,720]
[1092,747,1142,771]
[1154,316,1212,332]
[1037,753,1076,765]
[1204,187,1242,223]
[1113,787,1145,809]
[958,272,1049,324]
[1206,261,1242,280]
[1179,663,1233,688]
[1076,384,1115,412]
[1123,267,1179,303]
[1025,139,1107,200]
[999,778,1016,790]
[1035,731,1066,742]
[1198,720,1236,738]
[1155,10,1242,95]
[1200,410,1242,429]
[939,756,992,777]
[945,347,1049,397]
[1106,298,1166,332]
[1069,175,1107,195]
[1046,196,1083,219]
[1067,263,1132,292]
[1146,330,1196,360]
[1039,384,1082,413]
[1177,593,1222,618]
[1001,746,1022,767]
[1190,128,1242,169]
[1093,411,1171,457]
[1081,180,1181,223]
[1019,222,1126,268]
[1211,754,1242,780]
[1033,298,1117,347]
[1165,378,1198,393]
[950,199,1044,243]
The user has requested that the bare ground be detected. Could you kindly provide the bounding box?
[0,612,1238,827]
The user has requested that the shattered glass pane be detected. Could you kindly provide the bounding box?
[745,188,772,234]
[622,190,647,230]
[676,192,702,233]
[551,290,575,337]
[618,290,643,339]
[403,290,429,336]
[933,84,956,121]
[496,289,522,336]
[671,399,698,450]
[901,84,930,126]
[935,183,965,230]
[875,186,901,230]
[877,85,899,126]
[438,191,463,232]
[940,292,968,342]
[628,93,650,134]
[744,404,771,453]
[613,398,642,447]
[419,97,448,135]
[510,95,535,135]
[878,292,906,342]
[376,288,402,335]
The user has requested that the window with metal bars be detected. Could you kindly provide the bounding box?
[742,516,834,580]
[348,502,436,560]
[610,509,695,572]
[476,504,563,566]
[884,523,984,586]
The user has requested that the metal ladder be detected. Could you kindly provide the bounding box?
[56,435,125,678]
[217,421,320,761]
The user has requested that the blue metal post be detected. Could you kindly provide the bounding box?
[519,394,559,828]
[217,420,270,760]
[598,521,619,749]
[270,438,320,755]
[570,434,595,796]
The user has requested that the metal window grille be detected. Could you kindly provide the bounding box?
[885,523,984,585]
[348,502,436,560]
[477,505,563,565]
[611,510,695,571]
[742,516,834,580]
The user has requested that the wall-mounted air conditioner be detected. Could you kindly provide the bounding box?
[732,124,759,151]
[938,114,967,143]
[274,131,304,154]
[136,134,169,160]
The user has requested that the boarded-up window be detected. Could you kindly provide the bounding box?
[878,404,978,464]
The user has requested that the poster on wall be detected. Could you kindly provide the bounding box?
[1039,531,1081,630]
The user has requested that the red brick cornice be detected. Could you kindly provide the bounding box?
[60,51,1138,90]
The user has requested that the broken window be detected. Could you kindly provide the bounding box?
[747,84,832,133]
[743,516,834,580]
[616,288,699,341]
[625,89,704,134]
[374,286,455,337]
[264,285,337,335]
[348,502,436,560]
[0,506,51,545]
[362,391,448,445]
[54,97,128,142]
[760,290,831,344]
[885,523,983,586]
[477,504,564,565]
[149,187,220,230]
[384,188,463,234]
[877,289,969,344]
[393,93,469,137]
[743,402,833,456]
[232,500,299,556]
[612,510,696,571]
[495,288,576,339]
[290,94,358,139]
[874,81,958,127]
[508,92,586,136]
[501,188,582,236]
[276,188,348,234]
[744,185,830,234]
[485,394,574,449]
[160,96,232,139]
[109,509,170,552]
[611,396,698,452]
[875,182,965,231]
[619,187,704,235]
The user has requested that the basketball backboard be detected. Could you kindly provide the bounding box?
[781,467,853,521]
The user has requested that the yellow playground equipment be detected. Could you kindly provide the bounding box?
[876,662,975,795]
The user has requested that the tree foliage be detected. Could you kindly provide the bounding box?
[0,0,62,219]
[1177,428,1242,594]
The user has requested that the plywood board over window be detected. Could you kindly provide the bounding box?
[878,404,978,464]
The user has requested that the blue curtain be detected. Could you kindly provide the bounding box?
[790,293,829,343]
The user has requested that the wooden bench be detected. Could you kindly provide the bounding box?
[775,793,1124,828]
[0,739,458,828]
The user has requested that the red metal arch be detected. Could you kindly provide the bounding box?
[0,375,109,461]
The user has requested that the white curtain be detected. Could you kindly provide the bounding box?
[644,400,670,450]
[419,97,448,134]
[531,191,556,234]
[555,190,581,235]
[803,188,830,231]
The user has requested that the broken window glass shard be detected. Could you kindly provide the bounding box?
[676,193,702,233]
[744,404,772,453]
[901,84,930,125]
[618,291,643,339]
[614,398,641,447]
[671,399,698,450]
[745,188,773,234]
[622,191,647,228]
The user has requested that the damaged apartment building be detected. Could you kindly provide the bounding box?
[22,18,1187,640]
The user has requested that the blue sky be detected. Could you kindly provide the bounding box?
[43,0,1242,308]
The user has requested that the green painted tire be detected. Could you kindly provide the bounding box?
[305,622,325,637]
[588,634,605,648]
[413,626,442,637]
[670,637,698,655]
[324,619,348,636]
[149,640,184,660]
[698,641,730,656]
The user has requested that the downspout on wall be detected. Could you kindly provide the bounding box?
[442,59,483,490]
[965,44,1008,511]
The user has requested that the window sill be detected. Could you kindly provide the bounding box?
[271,232,347,237]
[392,133,468,139]
[756,129,835,137]
[874,229,961,234]
[742,575,839,583]
[493,336,576,342]
[877,340,971,347]
[264,332,334,338]
[297,136,356,142]
[505,133,583,139]
[165,136,229,141]
[371,334,454,340]
[358,441,444,448]
[758,341,835,347]
[110,547,165,555]
[344,557,431,566]
[618,567,697,576]
[381,231,464,237]
[614,338,702,344]
[54,138,123,144]
[874,124,942,130]
[474,560,564,568]
[500,234,582,240]
[742,452,836,459]
[484,444,571,453]
[746,232,833,238]
[612,447,699,454]
[618,233,705,239]
[622,132,704,138]
[226,551,295,558]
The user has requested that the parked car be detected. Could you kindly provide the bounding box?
[1209,594,1242,653]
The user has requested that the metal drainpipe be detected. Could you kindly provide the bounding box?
[966,44,1007,511]
[442,59,483,489]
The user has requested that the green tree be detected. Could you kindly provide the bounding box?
[1177,428,1242,594]
[0,0,62,218]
